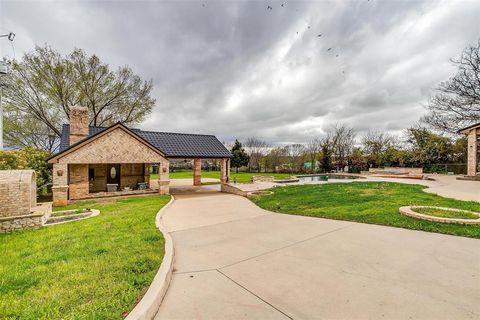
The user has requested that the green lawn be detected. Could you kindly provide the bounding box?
[151,170,293,183]
[0,195,170,319]
[251,182,480,238]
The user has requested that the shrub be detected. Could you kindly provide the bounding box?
[0,147,51,190]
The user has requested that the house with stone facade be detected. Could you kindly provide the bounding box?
[48,106,232,206]
[458,122,480,180]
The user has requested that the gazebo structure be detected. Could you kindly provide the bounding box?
[48,106,232,206]
[458,122,480,180]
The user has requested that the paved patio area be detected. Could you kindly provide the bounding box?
[154,182,480,319]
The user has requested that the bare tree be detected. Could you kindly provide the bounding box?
[4,45,155,151]
[422,39,480,133]
[332,124,356,171]
[264,147,288,172]
[305,138,321,172]
[286,144,306,172]
[362,131,397,167]
[244,137,270,172]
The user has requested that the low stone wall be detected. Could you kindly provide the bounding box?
[0,202,52,233]
[366,167,423,175]
[251,176,274,182]
[220,183,248,197]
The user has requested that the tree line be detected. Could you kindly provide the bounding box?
[229,124,468,174]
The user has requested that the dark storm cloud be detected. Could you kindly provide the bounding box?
[1,0,479,144]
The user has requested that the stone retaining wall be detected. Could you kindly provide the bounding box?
[0,202,52,233]
[220,183,248,197]
[251,176,274,182]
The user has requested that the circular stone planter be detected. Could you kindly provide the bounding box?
[399,206,480,225]
[247,190,274,197]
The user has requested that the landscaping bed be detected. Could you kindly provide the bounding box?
[250,182,480,238]
[0,195,170,319]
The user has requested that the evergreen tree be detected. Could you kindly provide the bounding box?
[230,139,249,173]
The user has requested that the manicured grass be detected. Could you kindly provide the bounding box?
[414,207,479,220]
[0,195,170,319]
[151,170,293,183]
[250,182,480,238]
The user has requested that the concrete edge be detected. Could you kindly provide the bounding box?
[126,195,175,320]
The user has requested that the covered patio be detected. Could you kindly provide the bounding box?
[48,106,232,206]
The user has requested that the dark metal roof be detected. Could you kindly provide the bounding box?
[58,124,232,158]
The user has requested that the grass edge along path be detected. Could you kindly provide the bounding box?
[250,182,480,239]
[0,195,170,319]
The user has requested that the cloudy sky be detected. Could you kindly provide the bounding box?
[1,0,479,144]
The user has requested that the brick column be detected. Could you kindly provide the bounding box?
[144,164,151,188]
[193,158,202,186]
[467,128,478,176]
[158,160,170,195]
[227,159,231,183]
[220,158,228,184]
[52,163,68,207]
[69,164,89,200]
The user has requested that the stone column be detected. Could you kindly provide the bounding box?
[220,158,227,184]
[69,164,89,200]
[52,163,69,207]
[467,128,478,176]
[144,164,150,188]
[227,159,231,182]
[193,158,202,186]
[158,160,170,195]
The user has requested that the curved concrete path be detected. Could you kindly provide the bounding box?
[155,186,480,319]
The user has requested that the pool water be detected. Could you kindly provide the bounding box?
[297,175,358,182]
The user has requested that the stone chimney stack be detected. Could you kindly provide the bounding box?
[69,106,89,145]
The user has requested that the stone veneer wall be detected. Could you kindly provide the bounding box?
[158,161,170,195]
[467,128,478,176]
[193,158,201,186]
[89,164,107,192]
[57,127,167,164]
[69,106,89,145]
[69,164,89,200]
[120,163,148,189]
[220,183,248,197]
[0,170,52,233]
[0,170,36,217]
[0,203,52,233]
[368,167,423,174]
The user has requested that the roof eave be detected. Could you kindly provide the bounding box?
[48,122,167,163]
[457,122,480,134]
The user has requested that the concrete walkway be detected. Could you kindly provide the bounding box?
[154,185,480,319]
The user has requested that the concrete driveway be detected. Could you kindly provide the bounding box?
[155,189,480,319]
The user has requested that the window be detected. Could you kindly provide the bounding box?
[110,167,117,179]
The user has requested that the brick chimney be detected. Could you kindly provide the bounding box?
[69,106,89,145]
